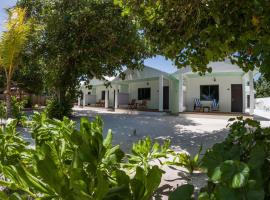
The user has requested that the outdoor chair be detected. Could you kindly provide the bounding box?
[95,99,104,107]
[194,98,202,111]
[138,100,147,110]
[128,99,137,110]
[211,99,219,112]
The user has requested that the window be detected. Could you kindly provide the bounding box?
[200,85,219,101]
[138,88,151,100]
[101,91,105,100]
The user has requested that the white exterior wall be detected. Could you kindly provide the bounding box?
[185,75,242,112]
[128,79,169,109]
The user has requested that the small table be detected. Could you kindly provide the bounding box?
[203,106,210,112]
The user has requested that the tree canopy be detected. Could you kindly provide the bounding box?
[17,0,150,117]
[115,0,270,77]
[255,75,270,98]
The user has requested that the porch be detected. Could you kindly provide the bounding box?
[78,75,177,112]
[177,68,256,115]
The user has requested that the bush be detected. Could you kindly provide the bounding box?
[0,113,168,199]
[0,100,6,123]
[169,117,270,200]
[45,98,73,119]
[11,96,26,122]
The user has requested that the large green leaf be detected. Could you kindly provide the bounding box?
[169,184,194,200]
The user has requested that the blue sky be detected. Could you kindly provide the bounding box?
[0,0,177,74]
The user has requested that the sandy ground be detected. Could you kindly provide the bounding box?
[18,107,270,199]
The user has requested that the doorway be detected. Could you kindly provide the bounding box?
[163,86,169,110]
[231,84,243,112]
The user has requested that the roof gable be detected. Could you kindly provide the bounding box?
[112,66,168,82]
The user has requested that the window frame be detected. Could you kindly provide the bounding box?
[138,88,151,100]
[200,85,219,101]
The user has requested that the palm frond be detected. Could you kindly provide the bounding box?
[0,7,30,78]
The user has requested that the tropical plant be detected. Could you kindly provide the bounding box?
[169,117,270,200]
[0,113,165,199]
[125,136,172,172]
[0,7,30,117]
[0,119,29,165]
[45,97,73,119]
[168,146,202,174]
[11,96,27,122]
[0,100,6,124]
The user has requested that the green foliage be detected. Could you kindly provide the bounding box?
[0,7,31,117]
[169,184,194,200]
[168,146,202,174]
[45,98,73,119]
[170,117,270,200]
[0,119,29,165]
[116,0,270,77]
[0,100,6,122]
[17,0,150,119]
[125,136,172,171]
[11,96,26,122]
[255,75,270,98]
[0,113,165,199]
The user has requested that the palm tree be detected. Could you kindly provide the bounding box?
[0,7,30,117]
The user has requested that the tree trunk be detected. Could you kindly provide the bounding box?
[6,79,12,118]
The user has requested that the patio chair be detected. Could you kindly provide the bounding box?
[95,99,103,107]
[138,100,147,110]
[128,99,137,110]
[211,99,219,112]
[194,98,202,111]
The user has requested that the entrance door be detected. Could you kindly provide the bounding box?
[163,86,169,110]
[231,84,243,112]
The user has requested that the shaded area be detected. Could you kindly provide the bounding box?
[73,109,229,155]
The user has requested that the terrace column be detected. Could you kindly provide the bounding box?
[105,89,109,108]
[179,69,184,112]
[78,97,80,106]
[114,85,119,109]
[242,75,246,112]
[159,75,163,111]
[249,71,255,115]
[82,90,86,107]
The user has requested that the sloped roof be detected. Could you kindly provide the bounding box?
[171,61,244,77]
[112,65,169,82]
[80,78,108,87]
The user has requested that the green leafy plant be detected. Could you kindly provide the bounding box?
[0,119,29,165]
[45,98,73,119]
[0,100,6,124]
[11,96,27,122]
[125,136,172,171]
[0,113,166,199]
[168,146,202,174]
[170,117,270,200]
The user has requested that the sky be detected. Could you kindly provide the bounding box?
[0,0,177,74]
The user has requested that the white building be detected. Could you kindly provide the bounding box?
[78,62,256,115]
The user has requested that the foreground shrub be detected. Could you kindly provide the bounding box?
[11,96,27,124]
[170,117,270,200]
[0,113,169,199]
[45,98,73,119]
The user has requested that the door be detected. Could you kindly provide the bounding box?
[163,86,169,110]
[231,84,243,112]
